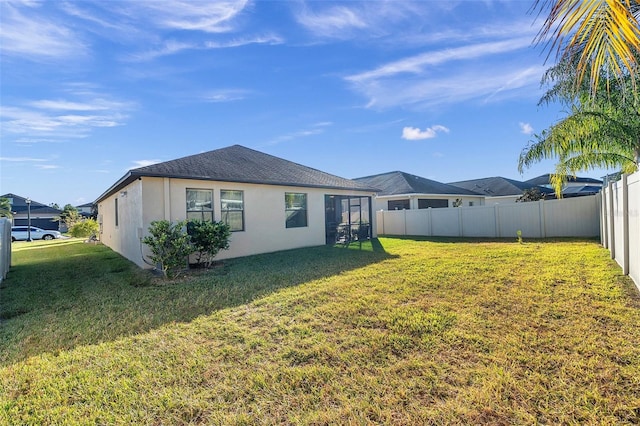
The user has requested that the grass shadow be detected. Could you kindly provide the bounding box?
[0,239,395,366]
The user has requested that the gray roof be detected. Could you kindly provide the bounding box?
[562,185,602,196]
[447,177,554,197]
[525,173,603,186]
[96,145,376,203]
[354,171,480,196]
[1,193,62,215]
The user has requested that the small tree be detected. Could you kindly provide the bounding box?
[187,219,231,268]
[57,204,81,230]
[69,218,99,238]
[516,188,547,203]
[142,220,194,279]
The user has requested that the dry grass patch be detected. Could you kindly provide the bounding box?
[1,237,639,424]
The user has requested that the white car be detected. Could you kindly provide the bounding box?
[11,226,63,242]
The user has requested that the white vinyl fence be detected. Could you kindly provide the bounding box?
[377,194,601,240]
[0,218,11,283]
[601,172,639,291]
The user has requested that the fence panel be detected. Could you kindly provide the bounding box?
[405,209,430,236]
[544,196,601,237]
[460,206,497,237]
[431,208,460,237]
[496,202,543,239]
[378,195,601,241]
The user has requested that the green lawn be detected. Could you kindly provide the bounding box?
[1,237,639,424]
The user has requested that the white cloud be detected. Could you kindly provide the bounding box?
[294,1,430,40]
[129,34,283,62]
[346,38,532,84]
[402,125,449,141]
[131,160,161,168]
[265,124,329,146]
[0,2,88,60]
[295,5,368,38]
[519,122,534,135]
[352,64,545,110]
[1,89,132,140]
[0,156,48,162]
[202,89,250,103]
[126,0,249,33]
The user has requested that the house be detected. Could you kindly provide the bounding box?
[95,145,378,269]
[354,171,485,210]
[76,202,96,218]
[1,193,62,230]
[524,174,602,198]
[447,176,554,203]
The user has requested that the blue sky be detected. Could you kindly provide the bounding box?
[0,0,611,207]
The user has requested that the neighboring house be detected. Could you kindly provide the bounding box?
[525,174,603,198]
[354,171,485,211]
[1,193,62,230]
[76,202,95,218]
[447,177,555,203]
[95,145,378,269]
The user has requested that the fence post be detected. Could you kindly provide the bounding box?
[608,181,615,260]
[622,174,629,275]
[458,207,463,237]
[539,200,546,238]
[494,204,501,238]
[402,208,406,236]
[428,207,433,236]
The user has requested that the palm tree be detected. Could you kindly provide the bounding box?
[519,59,640,195]
[0,197,13,218]
[535,0,640,95]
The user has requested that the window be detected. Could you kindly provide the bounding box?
[115,198,119,226]
[388,199,410,210]
[285,193,307,228]
[418,199,448,209]
[186,189,213,222]
[469,201,475,207]
[221,190,244,231]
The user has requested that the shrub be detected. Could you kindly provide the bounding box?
[142,220,194,279]
[69,219,99,238]
[187,219,231,268]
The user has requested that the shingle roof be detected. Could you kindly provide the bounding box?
[447,177,554,197]
[354,171,480,196]
[525,173,603,186]
[96,145,376,202]
[1,193,62,215]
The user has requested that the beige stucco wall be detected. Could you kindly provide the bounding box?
[99,177,377,269]
[374,194,485,211]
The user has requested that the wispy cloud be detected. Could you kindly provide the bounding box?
[201,89,251,103]
[346,38,532,84]
[402,125,449,141]
[295,5,368,38]
[0,156,49,162]
[128,0,250,33]
[349,64,545,110]
[1,87,133,140]
[131,160,161,168]
[519,122,534,135]
[294,1,428,40]
[0,1,88,61]
[129,34,283,62]
[265,122,333,146]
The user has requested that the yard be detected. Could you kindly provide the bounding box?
[1,237,639,424]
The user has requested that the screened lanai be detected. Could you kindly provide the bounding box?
[324,195,372,244]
